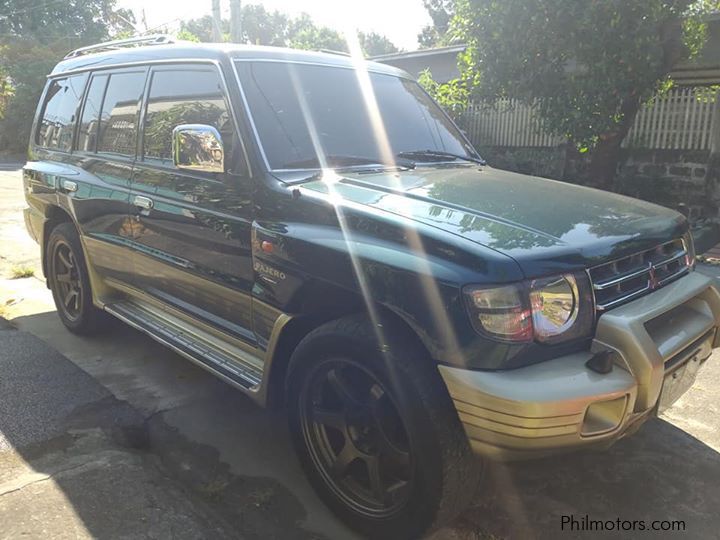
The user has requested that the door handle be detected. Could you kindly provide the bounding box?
[133,195,154,210]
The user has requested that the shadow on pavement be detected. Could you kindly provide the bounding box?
[451,417,720,539]
[0,316,330,539]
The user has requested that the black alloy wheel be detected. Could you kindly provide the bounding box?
[287,315,482,539]
[299,358,413,517]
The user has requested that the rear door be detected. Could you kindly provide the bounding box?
[128,63,255,342]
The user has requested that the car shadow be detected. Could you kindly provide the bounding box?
[448,418,720,539]
[0,312,356,539]
[2,311,719,539]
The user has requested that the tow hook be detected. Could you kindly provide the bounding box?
[586,350,617,374]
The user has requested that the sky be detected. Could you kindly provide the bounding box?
[116,0,431,51]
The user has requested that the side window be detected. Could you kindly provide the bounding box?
[97,71,146,157]
[36,73,88,151]
[143,68,235,167]
[76,74,108,153]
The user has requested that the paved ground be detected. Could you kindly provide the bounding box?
[2,164,720,539]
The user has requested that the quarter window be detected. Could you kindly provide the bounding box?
[96,71,146,157]
[143,68,234,166]
[36,73,88,151]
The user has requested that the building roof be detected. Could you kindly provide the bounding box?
[51,41,409,78]
[369,44,466,62]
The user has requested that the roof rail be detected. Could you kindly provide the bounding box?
[318,48,351,57]
[64,34,175,59]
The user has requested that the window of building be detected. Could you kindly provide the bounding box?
[36,73,88,151]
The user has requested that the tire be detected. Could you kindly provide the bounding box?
[286,314,481,539]
[46,222,108,335]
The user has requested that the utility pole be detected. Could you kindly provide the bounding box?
[211,0,223,42]
[230,0,242,43]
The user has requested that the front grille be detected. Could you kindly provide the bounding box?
[589,239,691,312]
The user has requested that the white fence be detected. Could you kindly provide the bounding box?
[462,88,719,151]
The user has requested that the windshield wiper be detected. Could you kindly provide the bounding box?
[396,149,486,165]
[281,154,415,170]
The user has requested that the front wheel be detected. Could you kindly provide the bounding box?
[286,315,481,539]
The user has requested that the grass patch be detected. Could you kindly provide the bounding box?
[10,265,35,279]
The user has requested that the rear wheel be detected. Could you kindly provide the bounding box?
[47,222,107,335]
[287,315,481,539]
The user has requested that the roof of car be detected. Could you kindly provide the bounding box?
[50,42,411,79]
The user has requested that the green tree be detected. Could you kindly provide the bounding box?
[454,0,719,189]
[358,31,399,56]
[242,4,289,46]
[180,10,398,57]
[0,0,134,153]
[418,0,454,48]
[180,15,225,43]
[418,69,468,120]
[287,13,347,52]
[180,6,290,46]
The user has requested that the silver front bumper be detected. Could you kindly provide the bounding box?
[440,271,720,460]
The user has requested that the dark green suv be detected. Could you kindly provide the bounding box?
[23,36,720,539]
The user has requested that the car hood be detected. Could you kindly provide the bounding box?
[295,165,688,277]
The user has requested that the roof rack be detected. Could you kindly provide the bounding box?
[64,34,175,59]
[318,48,351,57]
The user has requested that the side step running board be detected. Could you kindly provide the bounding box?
[105,300,264,391]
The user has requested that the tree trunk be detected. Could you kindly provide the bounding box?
[230,0,242,43]
[211,0,222,42]
[587,95,640,191]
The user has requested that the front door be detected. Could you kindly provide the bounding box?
[128,63,255,343]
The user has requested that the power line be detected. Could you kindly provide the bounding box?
[141,17,183,36]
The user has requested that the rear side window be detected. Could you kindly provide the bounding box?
[36,73,88,151]
[96,71,146,157]
[143,68,234,165]
[76,74,108,153]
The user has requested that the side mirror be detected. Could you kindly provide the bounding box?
[172,124,224,174]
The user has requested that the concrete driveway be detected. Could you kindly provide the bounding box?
[1,164,720,539]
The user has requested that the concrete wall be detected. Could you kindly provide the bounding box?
[616,149,715,220]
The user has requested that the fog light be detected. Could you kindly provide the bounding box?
[582,396,627,436]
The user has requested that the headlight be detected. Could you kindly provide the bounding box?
[465,284,533,342]
[464,272,594,344]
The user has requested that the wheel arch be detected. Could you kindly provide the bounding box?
[41,205,75,279]
[263,295,435,410]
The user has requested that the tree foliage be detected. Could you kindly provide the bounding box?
[418,0,455,48]
[453,0,719,188]
[179,8,398,56]
[0,0,134,153]
[286,13,347,52]
[417,69,468,120]
[358,32,398,56]
[179,15,225,43]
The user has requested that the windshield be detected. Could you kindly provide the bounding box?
[235,61,479,170]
